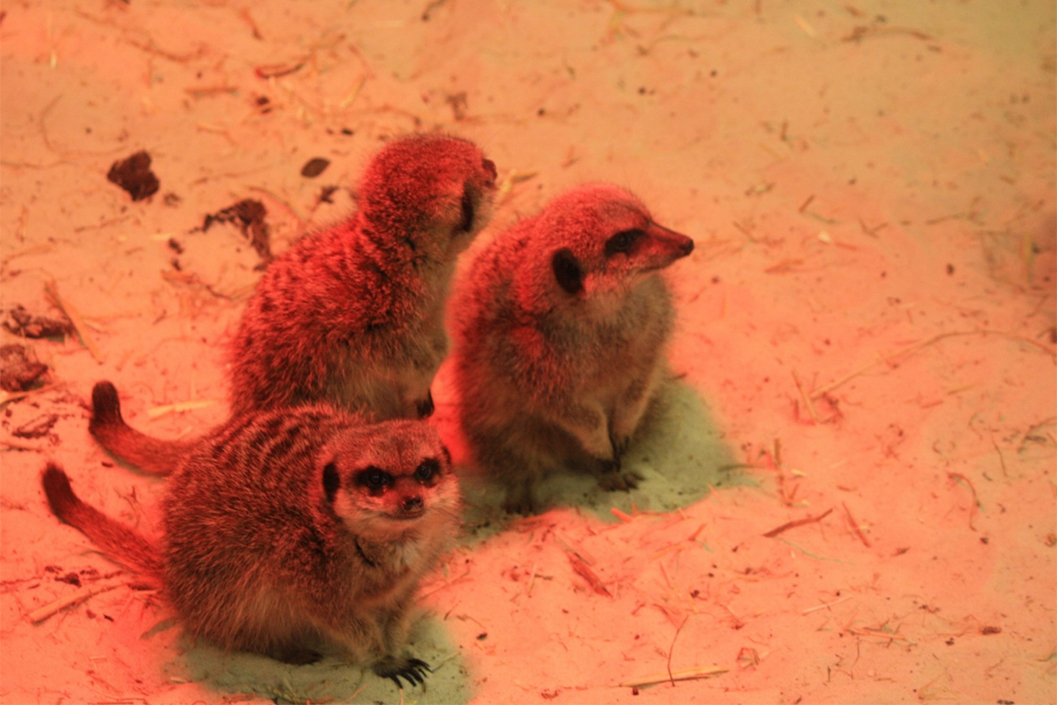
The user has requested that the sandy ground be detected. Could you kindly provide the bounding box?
[1,1,1055,703]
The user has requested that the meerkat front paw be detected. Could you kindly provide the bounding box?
[373,655,432,689]
[610,432,631,461]
[597,458,642,492]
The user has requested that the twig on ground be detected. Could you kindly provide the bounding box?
[946,472,980,530]
[842,502,871,547]
[667,615,689,685]
[44,281,104,363]
[802,595,854,614]
[566,552,612,597]
[27,581,122,623]
[146,399,217,420]
[618,666,728,688]
[812,330,1057,400]
[763,508,834,538]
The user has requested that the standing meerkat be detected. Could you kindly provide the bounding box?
[449,183,694,513]
[44,405,460,688]
[230,134,497,420]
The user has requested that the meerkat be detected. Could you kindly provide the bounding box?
[229,134,497,420]
[449,183,694,513]
[44,405,460,688]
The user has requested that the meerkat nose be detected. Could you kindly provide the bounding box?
[401,496,424,514]
[482,159,497,182]
[678,236,695,256]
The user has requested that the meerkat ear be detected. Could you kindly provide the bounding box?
[323,461,340,504]
[552,248,584,295]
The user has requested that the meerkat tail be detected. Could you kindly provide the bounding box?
[89,381,193,476]
[41,463,164,581]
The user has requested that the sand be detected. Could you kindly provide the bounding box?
[1,1,1055,703]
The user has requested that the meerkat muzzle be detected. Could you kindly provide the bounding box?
[639,222,695,270]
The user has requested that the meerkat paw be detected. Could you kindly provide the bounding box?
[598,459,642,492]
[373,655,431,689]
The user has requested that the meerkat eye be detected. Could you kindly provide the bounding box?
[457,186,475,233]
[356,466,393,494]
[322,462,340,504]
[414,459,440,485]
[605,229,645,257]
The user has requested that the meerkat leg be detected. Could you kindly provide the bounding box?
[369,602,432,688]
[549,401,614,463]
[472,427,545,514]
[314,597,429,689]
[609,362,665,455]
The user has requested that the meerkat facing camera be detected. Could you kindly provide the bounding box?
[230,134,497,420]
[44,405,460,688]
[450,183,694,513]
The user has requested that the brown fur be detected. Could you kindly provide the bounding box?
[449,183,694,513]
[229,134,497,420]
[45,405,460,687]
[88,380,193,475]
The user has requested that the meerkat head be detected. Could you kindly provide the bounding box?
[357,134,498,264]
[518,184,694,315]
[321,420,460,541]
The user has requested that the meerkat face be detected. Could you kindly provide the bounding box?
[323,420,460,541]
[358,135,497,263]
[537,184,694,308]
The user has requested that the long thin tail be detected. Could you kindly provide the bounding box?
[89,381,195,476]
[41,463,164,581]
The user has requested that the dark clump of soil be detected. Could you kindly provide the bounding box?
[202,199,273,265]
[2,305,73,339]
[0,344,49,392]
[300,157,330,178]
[106,150,160,202]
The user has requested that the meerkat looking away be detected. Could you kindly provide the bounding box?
[44,405,460,688]
[229,134,497,420]
[449,183,694,513]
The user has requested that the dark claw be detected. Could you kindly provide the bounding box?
[377,657,432,690]
[416,390,435,418]
[609,429,630,461]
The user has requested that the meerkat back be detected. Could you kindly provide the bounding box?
[450,183,694,513]
[229,134,497,421]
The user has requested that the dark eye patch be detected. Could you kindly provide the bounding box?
[323,462,340,504]
[457,186,475,233]
[414,458,440,485]
[355,465,393,495]
[552,247,584,295]
[604,228,645,257]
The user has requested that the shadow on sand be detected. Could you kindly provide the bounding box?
[456,378,753,534]
[173,616,471,704]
